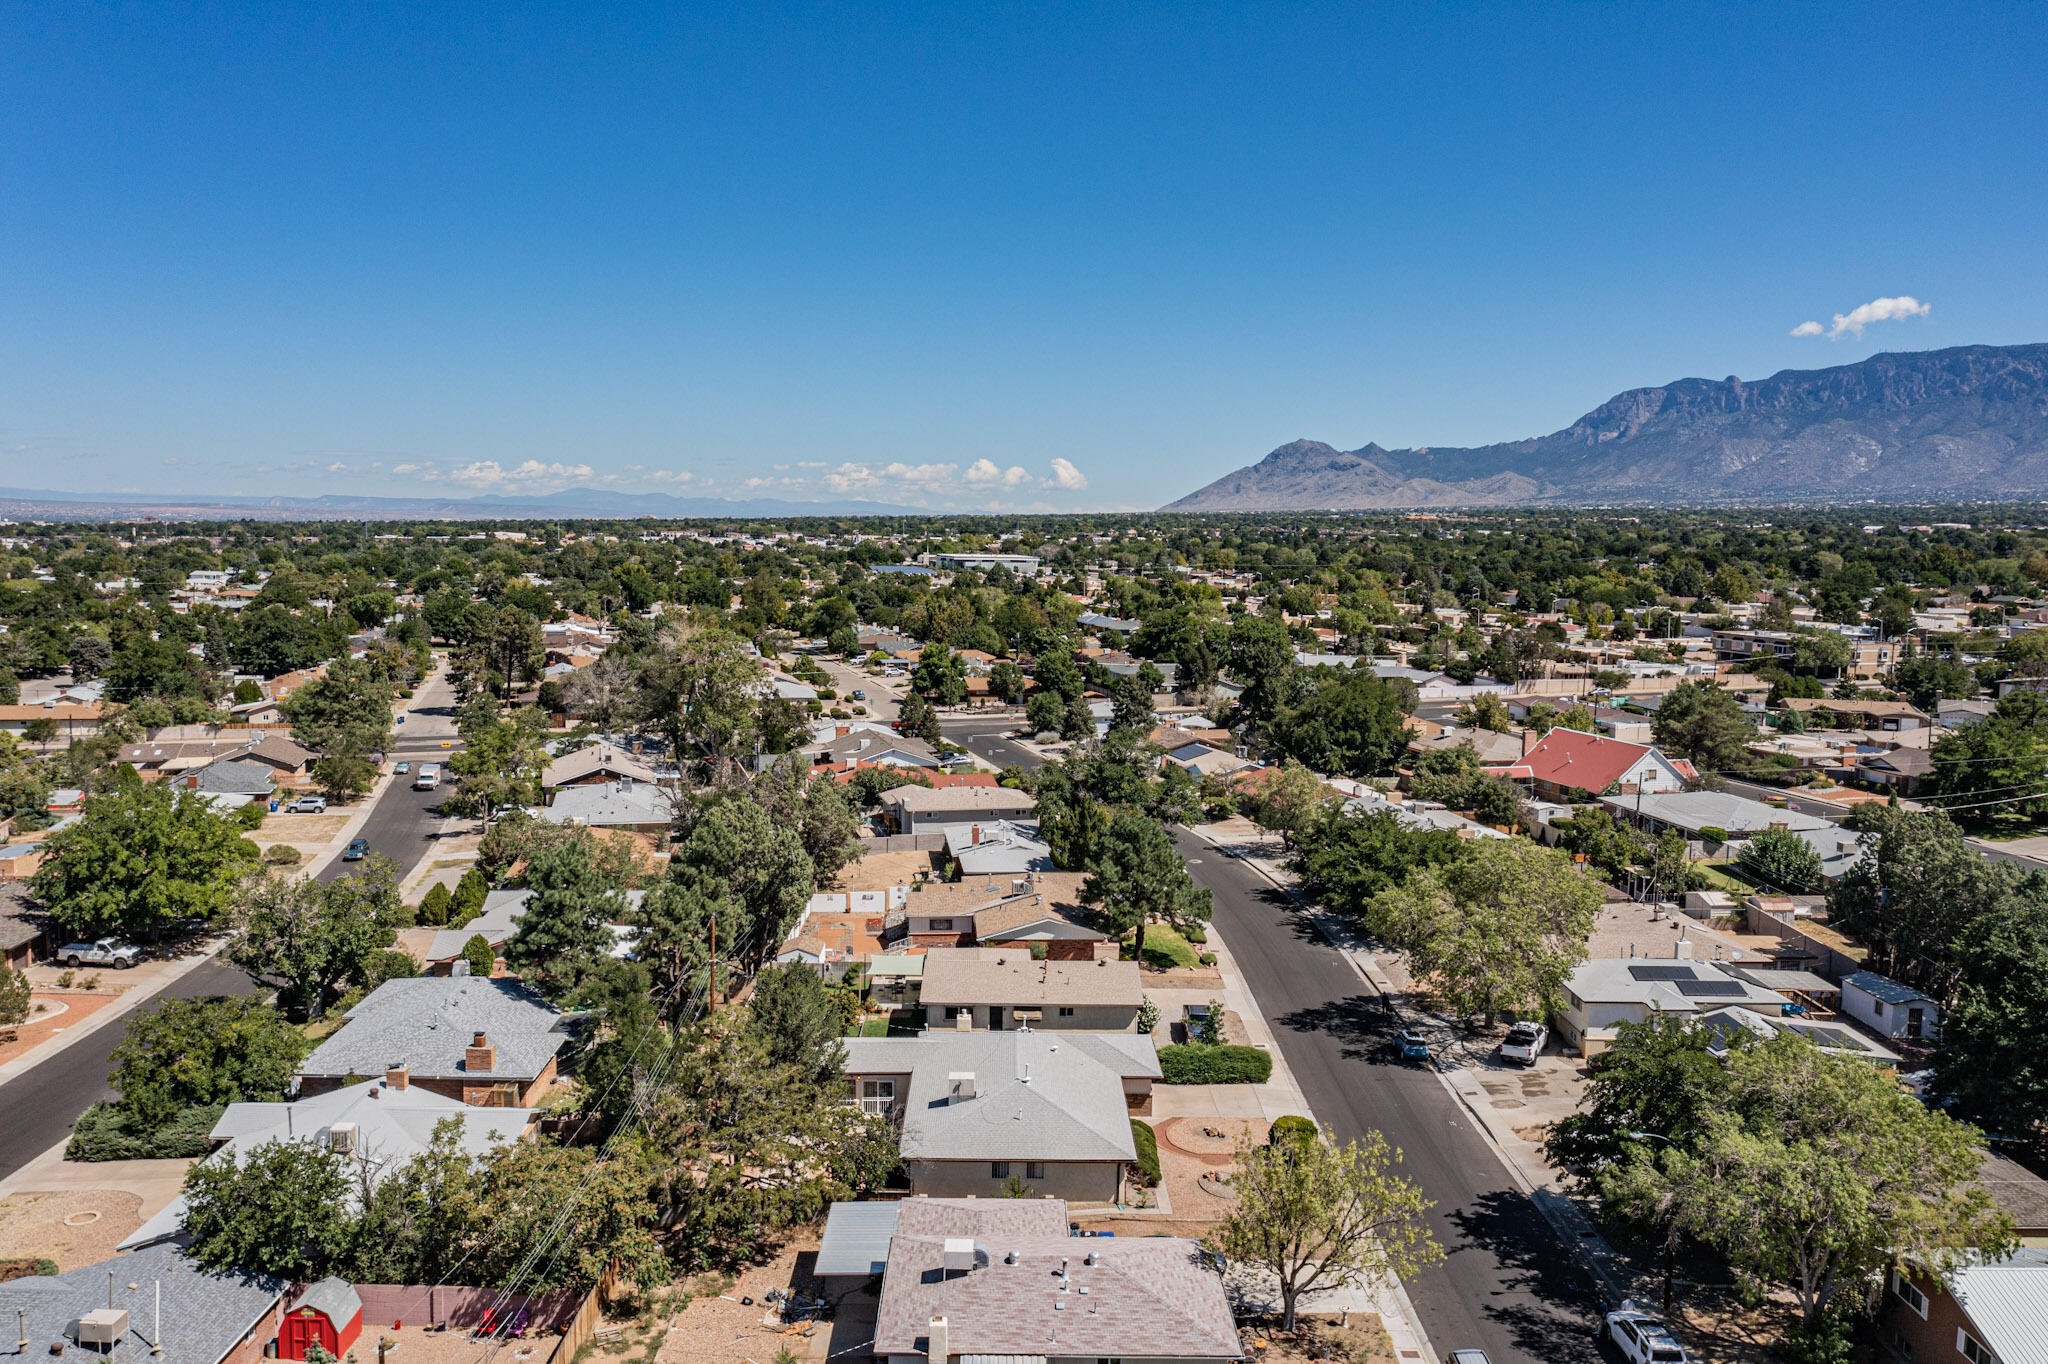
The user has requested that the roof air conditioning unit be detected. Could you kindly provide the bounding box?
[324,1122,357,1154]
[76,1310,129,1347]
[947,1072,976,1101]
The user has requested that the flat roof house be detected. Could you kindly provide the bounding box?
[1841,970,1940,1042]
[1553,958,1789,1057]
[841,1030,1161,1202]
[815,1195,1069,1280]
[880,783,1038,833]
[940,819,1055,877]
[871,1217,1241,1363]
[296,977,571,1107]
[919,947,1143,1034]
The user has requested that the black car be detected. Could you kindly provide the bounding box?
[342,838,370,861]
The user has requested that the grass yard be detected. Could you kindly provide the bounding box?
[1695,860,1767,894]
[1125,924,1202,971]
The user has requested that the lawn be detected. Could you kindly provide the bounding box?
[1124,924,1202,971]
[1695,860,1767,894]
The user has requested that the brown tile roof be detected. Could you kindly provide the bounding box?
[918,948,1140,1008]
[873,1233,1240,1359]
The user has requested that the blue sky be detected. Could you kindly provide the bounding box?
[4,2,2046,511]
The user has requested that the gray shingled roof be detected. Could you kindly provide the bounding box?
[185,759,277,795]
[288,1278,362,1327]
[842,1032,1157,1163]
[297,977,568,1081]
[872,1233,1240,1359]
[0,1242,284,1364]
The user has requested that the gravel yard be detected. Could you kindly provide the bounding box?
[0,1189,145,1270]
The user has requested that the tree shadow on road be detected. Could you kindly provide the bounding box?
[1446,1188,1606,1362]
[1274,994,1400,1063]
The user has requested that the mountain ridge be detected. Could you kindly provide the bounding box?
[1165,343,2048,510]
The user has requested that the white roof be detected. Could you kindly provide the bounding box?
[1950,1253,2048,1360]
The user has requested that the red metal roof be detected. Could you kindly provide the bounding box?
[1484,727,1672,792]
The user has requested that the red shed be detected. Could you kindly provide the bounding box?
[278,1278,362,1361]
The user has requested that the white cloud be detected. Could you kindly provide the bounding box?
[448,459,594,490]
[1792,295,1931,340]
[1046,457,1090,490]
[822,461,958,493]
[964,459,1032,487]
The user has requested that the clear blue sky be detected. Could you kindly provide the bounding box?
[5,2,2045,511]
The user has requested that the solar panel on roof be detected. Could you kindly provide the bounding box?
[1789,1024,1868,1051]
[1676,979,1746,998]
[1628,965,1696,981]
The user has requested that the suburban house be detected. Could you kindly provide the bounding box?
[918,948,1143,1032]
[868,1211,1242,1363]
[0,882,47,969]
[542,742,661,792]
[535,778,673,835]
[942,820,1055,877]
[0,1241,285,1364]
[420,887,645,974]
[880,783,1038,833]
[815,1195,1070,1281]
[1598,789,1834,850]
[1163,741,1257,778]
[1781,697,1930,731]
[1841,971,1940,1042]
[1860,746,1935,795]
[0,702,105,740]
[1696,1005,1901,1067]
[1486,727,1697,803]
[899,875,1109,956]
[806,728,941,773]
[295,977,571,1106]
[841,1030,1162,1200]
[179,759,278,810]
[1552,958,1790,1057]
[1882,1248,2048,1364]
[122,1072,538,1252]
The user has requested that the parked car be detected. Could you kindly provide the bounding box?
[342,838,370,861]
[394,761,411,774]
[58,938,141,969]
[1397,1029,1431,1062]
[1501,1020,1548,1066]
[1447,1352,1494,1364]
[285,795,327,814]
[850,689,867,701]
[1604,1302,1689,1363]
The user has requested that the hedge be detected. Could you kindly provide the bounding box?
[1129,1119,1160,1186]
[1268,1114,1319,1148]
[66,1102,224,1161]
[1158,1044,1273,1085]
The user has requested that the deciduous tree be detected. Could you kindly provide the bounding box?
[30,783,257,938]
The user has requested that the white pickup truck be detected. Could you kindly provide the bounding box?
[57,938,142,969]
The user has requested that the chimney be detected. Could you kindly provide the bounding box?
[925,1315,949,1362]
[971,824,981,845]
[465,1031,496,1072]
[385,1064,409,1090]
[1522,728,1541,756]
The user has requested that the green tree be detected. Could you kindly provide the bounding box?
[751,764,863,888]
[1740,825,1824,893]
[110,996,310,1132]
[1023,690,1065,735]
[1291,807,1468,921]
[912,642,969,706]
[988,659,1025,703]
[1208,1126,1442,1331]
[1599,1034,2012,1332]
[1892,654,1976,712]
[1926,691,2048,820]
[504,835,627,999]
[669,795,814,974]
[1109,672,1154,732]
[1081,811,1212,963]
[284,656,396,758]
[228,857,409,1019]
[1059,693,1095,742]
[1241,761,1327,849]
[897,689,943,745]
[1547,1015,1734,1180]
[1651,678,1756,773]
[417,881,454,926]
[1265,667,1413,777]
[1455,692,1513,732]
[631,877,725,1024]
[1933,904,2048,1133]
[462,933,496,979]
[446,702,549,820]
[30,783,256,938]
[1227,613,1296,728]
[1371,839,1602,1023]
[0,963,31,1032]
[744,963,848,1084]
[182,1139,355,1281]
[638,625,767,774]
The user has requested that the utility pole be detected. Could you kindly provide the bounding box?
[707,913,717,1017]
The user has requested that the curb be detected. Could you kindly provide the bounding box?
[0,944,227,1093]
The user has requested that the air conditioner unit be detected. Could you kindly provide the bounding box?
[77,1310,129,1347]
[947,1072,976,1101]
[324,1122,357,1154]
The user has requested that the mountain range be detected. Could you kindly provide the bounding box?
[1164,343,2048,510]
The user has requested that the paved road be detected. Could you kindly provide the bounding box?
[819,658,901,723]
[0,956,261,1181]
[319,667,464,884]
[940,714,1045,772]
[1173,826,1601,1364]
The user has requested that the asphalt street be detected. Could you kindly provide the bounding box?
[1172,825,1602,1364]
[940,714,1045,772]
[318,668,464,885]
[0,955,261,1182]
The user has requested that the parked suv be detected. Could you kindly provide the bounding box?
[58,938,142,969]
[1605,1303,1690,1363]
[285,795,327,814]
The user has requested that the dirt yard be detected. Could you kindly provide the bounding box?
[840,849,936,890]
[567,1239,867,1364]
[0,1189,145,1270]
[0,990,118,1067]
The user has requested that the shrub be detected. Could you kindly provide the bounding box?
[1183,925,1208,944]
[232,803,266,831]
[462,934,496,979]
[66,1101,224,1161]
[1697,826,1728,844]
[1197,952,1218,967]
[262,844,302,866]
[1129,1119,1160,1186]
[1158,1044,1273,1085]
[1267,1114,1320,1148]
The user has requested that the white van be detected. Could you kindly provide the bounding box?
[413,763,441,791]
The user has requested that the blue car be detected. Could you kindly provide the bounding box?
[342,838,370,861]
[1397,1029,1431,1062]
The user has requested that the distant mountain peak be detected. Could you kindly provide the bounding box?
[1164,343,2048,510]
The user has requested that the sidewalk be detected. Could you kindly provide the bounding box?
[1195,824,1639,1305]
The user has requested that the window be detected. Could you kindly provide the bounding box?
[1058,1007,1075,1017]
[1893,1270,1928,1318]
[859,1079,895,1117]
[1025,1161,1046,1179]
[1873,1000,1885,1017]
[990,1162,1010,1179]
[930,919,954,931]
[1957,1330,1997,1364]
